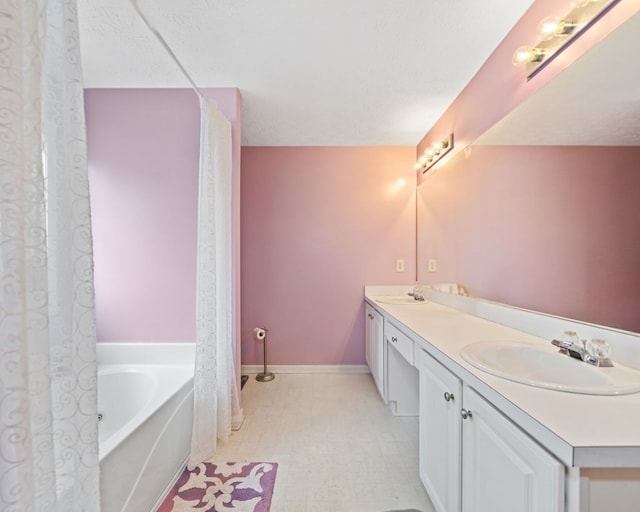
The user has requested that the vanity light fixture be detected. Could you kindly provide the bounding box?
[512,0,620,78]
[415,134,454,173]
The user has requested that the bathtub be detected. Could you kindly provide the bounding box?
[97,343,195,512]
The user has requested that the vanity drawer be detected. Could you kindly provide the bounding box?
[386,321,414,365]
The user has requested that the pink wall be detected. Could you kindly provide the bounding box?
[241,147,416,365]
[417,145,640,332]
[85,88,241,342]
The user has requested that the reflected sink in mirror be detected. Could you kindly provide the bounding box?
[461,341,640,395]
[374,296,428,305]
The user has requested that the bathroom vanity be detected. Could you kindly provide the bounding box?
[364,286,640,512]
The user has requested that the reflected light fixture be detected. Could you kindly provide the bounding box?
[415,134,454,173]
[512,0,620,78]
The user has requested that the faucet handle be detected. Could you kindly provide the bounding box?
[584,338,614,367]
[586,338,611,360]
[559,330,580,348]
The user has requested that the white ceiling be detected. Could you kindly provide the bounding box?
[475,10,640,146]
[77,0,534,146]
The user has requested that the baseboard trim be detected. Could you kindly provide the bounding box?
[231,408,245,431]
[241,364,370,375]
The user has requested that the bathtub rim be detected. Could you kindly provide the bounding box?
[97,341,196,366]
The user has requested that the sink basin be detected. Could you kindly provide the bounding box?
[374,296,427,305]
[460,341,640,395]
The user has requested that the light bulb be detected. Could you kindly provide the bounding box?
[512,46,532,66]
[537,16,560,41]
[419,155,428,165]
[512,46,545,66]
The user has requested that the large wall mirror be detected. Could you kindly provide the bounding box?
[416,11,640,333]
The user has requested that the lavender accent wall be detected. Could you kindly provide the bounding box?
[85,88,241,343]
[417,145,640,333]
[241,147,416,365]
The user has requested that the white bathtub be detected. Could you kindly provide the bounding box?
[97,343,195,512]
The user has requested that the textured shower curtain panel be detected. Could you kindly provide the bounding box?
[0,0,100,510]
[189,98,242,469]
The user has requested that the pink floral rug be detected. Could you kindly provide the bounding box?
[157,462,278,512]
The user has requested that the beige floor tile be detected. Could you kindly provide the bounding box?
[213,373,435,512]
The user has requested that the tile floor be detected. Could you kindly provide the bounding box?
[213,373,436,512]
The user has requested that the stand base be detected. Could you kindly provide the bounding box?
[256,372,275,382]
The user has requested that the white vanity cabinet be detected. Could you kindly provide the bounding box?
[365,303,385,400]
[366,289,640,512]
[416,346,462,512]
[462,386,564,512]
[416,346,564,512]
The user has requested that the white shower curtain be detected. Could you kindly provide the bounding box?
[189,98,241,469]
[0,0,100,510]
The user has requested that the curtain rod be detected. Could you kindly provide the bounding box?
[130,0,203,100]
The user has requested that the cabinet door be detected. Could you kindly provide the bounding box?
[365,304,373,369]
[372,308,385,399]
[365,304,385,401]
[415,347,462,512]
[461,387,564,512]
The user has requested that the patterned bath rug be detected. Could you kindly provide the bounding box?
[157,461,278,512]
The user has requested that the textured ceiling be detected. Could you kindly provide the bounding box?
[77,0,534,146]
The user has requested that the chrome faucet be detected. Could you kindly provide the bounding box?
[551,333,614,367]
[407,283,425,301]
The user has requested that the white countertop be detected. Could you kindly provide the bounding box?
[365,290,640,468]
